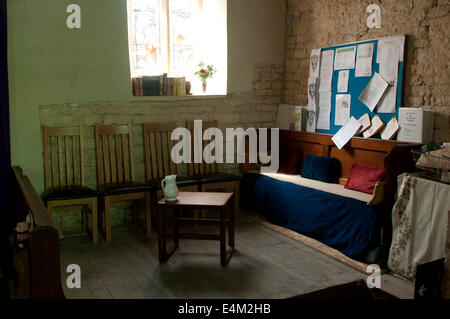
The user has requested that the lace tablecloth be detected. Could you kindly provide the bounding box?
[388,173,450,281]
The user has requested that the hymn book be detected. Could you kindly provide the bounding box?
[363,115,385,138]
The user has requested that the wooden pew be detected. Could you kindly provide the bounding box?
[9,166,65,299]
[244,130,421,266]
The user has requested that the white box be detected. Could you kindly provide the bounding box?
[291,106,307,132]
[397,108,434,144]
[275,104,307,132]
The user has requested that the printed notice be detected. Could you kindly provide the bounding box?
[317,91,332,130]
[334,46,356,70]
[337,70,349,93]
[358,72,389,112]
[308,77,320,107]
[377,44,399,113]
[332,116,361,150]
[306,104,317,133]
[309,48,322,78]
[377,35,405,63]
[319,50,334,92]
[355,43,374,77]
[335,94,351,126]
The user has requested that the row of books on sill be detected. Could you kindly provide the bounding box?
[132,74,191,96]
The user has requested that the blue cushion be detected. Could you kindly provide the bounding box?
[301,154,341,183]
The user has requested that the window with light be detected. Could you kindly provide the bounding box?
[128,0,227,96]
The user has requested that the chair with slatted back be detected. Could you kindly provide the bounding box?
[142,123,199,207]
[94,124,151,242]
[186,120,241,217]
[42,125,98,243]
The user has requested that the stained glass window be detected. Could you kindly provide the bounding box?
[128,0,227,95]
[169,0,196,77]
[130,0,162,76]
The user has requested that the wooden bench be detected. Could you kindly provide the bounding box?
[244,130,421,265]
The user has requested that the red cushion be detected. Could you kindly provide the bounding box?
[345,164,385,194]
[278,149,302,174]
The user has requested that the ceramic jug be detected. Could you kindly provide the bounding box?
[161,174,178,201]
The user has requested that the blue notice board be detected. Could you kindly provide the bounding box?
[316,35,405,135]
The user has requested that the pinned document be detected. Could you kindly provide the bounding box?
[334,46,356,70]
[377,44,399,113]
[317,91,332,130]
[335,94,351,126]
[355,43,374,77]
[358,72,389,112]
[309,48,322,78]
[308,77,320,107]
[337,70,349,93]
[306,104,317,133]
[319,50,334,92]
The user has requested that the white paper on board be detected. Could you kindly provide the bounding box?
[317,91,332,130]
[358,72,389,112]
[334,46,356,70]
[377,45,399,113]
[337,70,349,93]
[319,50,334,92]
[306,104,317,133]
[308,77,320,107]
[335,94,351,126]
[309,48,322,78]
[377,35,405,63]
[355,43,374,77]
[332,116,361,150]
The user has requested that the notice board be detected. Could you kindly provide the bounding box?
[314,35,406,135]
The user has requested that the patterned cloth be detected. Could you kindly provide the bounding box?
[388,173,450,280]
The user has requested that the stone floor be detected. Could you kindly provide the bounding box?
[60,215,414,299]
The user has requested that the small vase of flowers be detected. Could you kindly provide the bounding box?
[194,61,217,93]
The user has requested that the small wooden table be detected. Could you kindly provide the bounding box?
[157,192,235,266]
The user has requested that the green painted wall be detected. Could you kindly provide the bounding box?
[7,0,285,194]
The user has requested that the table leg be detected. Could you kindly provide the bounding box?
[157,205,168,263]
[228,197,235,248]
[174,208,179,248]
[220,206,226,266]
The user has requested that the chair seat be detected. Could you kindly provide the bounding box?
[43,186,97,202]
[147,176,199,190]
[98,182,151,196]
[193,173,241,184]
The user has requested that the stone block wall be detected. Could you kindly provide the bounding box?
[283,0,449,143]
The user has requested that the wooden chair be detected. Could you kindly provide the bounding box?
[186,120,241,217]
[94,124,151,242]
[42,125,98,243]
[142,123,199,208]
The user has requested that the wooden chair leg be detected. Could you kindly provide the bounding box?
[132,202,138,225]
[145,192,151,237]
[47,203,54,218]
[234,182,240,218]
[200,184,206,219]
[92,198,98,244]
[104,196,112,242]
[81,206,88,233]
